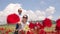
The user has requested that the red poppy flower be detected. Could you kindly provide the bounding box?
[27,31,34,34]
[8,29,12,32]
[7,13,20,24]
[2,33,4,34]
[29,22,35,29]
[38,29,45,34]
[20,30,25,34]
[27,31,31,34]
[46,32,51,34]
[56,19,60,27]
[43,18,52,27]
[6,31,9,34]
[0,27,5,31]
[35,22,44,29]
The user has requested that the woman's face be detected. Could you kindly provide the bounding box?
[18,9,22,15]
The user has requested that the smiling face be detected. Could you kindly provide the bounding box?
[22,15,28,24]
[22,18,27,23]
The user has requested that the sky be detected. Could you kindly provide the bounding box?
[0,0,60,21]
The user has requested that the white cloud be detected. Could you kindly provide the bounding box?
[47,15,53,19]
[0,11,7,25]
[35,10,46,20]
[0,11,3,16]
[45,6,55,19]
[21,9,27,16]
[0,3,56,25]
[46,6,55,15]
[26,10,46,21]
[26,10,37,21]
[4,3,22,15]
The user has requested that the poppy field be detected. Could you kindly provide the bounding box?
[0,25,15,34]
[0,24,56,34]
[0,18,60,34]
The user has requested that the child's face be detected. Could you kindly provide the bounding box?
[22,18,28,23]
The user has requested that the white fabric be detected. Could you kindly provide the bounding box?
[21,22,29,29]
[18,22,29,31]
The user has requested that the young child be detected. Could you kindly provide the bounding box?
[18,15,29,34]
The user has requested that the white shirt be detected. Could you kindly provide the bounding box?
[18,22,29,31]
[21,22,29,28]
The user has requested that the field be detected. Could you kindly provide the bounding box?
[0,24,57,34]
[0,24,16,34]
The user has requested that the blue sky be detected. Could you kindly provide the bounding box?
[0,0,60,20]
